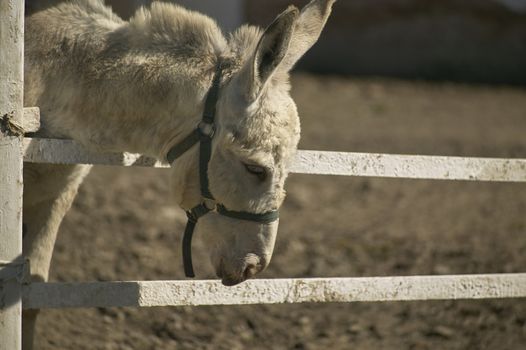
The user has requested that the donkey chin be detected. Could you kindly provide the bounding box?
[198,213,279,286]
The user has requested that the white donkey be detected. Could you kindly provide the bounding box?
[23,0,335,348]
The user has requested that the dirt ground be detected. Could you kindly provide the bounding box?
[35,74,526,349]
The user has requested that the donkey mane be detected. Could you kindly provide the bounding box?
[128,2,227,57]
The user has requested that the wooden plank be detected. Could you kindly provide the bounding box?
[0,1,25,349]
[291,150,526,182]
[24,273,526,309]
[23,138,166,168]
[23,138,526,182]
[23,274,526,309]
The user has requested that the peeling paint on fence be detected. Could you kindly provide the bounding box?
[23,138,526,182]
[23,274,526,309]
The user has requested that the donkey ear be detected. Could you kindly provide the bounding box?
[279,0,336,73]
[246,6,299,101]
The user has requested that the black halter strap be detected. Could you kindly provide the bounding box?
[166,64,279,278]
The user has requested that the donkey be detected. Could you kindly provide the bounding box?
[23,0,334,347]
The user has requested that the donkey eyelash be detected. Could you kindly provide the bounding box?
[243,163,267,181]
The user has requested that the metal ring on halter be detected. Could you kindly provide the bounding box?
[202,198,217,211]
[198,121,215,138]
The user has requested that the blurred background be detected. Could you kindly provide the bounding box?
[107,0,526,85]
[32,1,526,349]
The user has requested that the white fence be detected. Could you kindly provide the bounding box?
[23,137,526,182]
[23,274,526,309]
[1,1,526,349]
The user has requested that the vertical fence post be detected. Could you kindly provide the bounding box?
[0,0,25,349]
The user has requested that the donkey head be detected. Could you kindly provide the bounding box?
[171,0,335,285]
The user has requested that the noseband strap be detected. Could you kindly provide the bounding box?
[166,63,279,277]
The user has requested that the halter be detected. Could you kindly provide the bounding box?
[166,64,280,277]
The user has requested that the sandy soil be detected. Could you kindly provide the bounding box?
[35,74,526,349]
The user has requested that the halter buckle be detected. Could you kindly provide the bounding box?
[202,198,217,211]
[198,121,215,139]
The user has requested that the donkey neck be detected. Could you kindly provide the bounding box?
[84,49,224,160]
[87,59,226,159]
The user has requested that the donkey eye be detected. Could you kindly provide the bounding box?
[243,163,267,181]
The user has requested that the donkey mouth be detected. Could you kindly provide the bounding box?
[216,267,247,286]
[221,276,246,286]
[220,266,260,286]
[216,262,248,286]
[216,254,266,286]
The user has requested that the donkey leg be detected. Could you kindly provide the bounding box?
[22,163,92,350]
[22,309,39,350]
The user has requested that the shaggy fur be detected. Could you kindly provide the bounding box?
[23,0,335,348]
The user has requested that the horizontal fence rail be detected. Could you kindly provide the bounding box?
[23,138,526,182]
[17,136,526,311]
[23,274,526,309]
